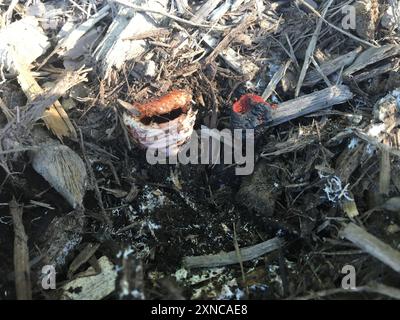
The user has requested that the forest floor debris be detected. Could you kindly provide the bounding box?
[1,0,400,300]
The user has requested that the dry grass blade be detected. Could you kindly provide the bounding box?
[379,148,391,196]
[0,97,14,122]
[233,222,248,296]
[78,129,112,226]
[297,0,378,48]
[310,56,332,86]
[262,60,291,100]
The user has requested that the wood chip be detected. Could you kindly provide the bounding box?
[67,243,101,279]
[5,68,88,134]
[205,14,256,65]
[191,0,222,23]
[262,60,291,100]
[61,256,117,300]
[30,136,87,208]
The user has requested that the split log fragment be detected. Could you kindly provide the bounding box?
[30,133,87,209]
[344,44,400,77]
[269,85,353,126]
[61,256,117,300]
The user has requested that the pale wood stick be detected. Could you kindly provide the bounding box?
[270,85,353,126]
[183,237,284,268]
[340,223,400,274]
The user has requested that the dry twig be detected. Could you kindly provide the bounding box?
[9,199,32,300]
[183,237,284,268]
[340,223,400,274]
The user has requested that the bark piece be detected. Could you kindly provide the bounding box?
[61,256,117,300]
[40,210,84,270]
[94,0,168,79]
[30,137,87,209]
[262,60,291,100]
[344,44,400,77]
[0,16,49,74]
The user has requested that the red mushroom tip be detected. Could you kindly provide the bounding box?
[232,94,272,114]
